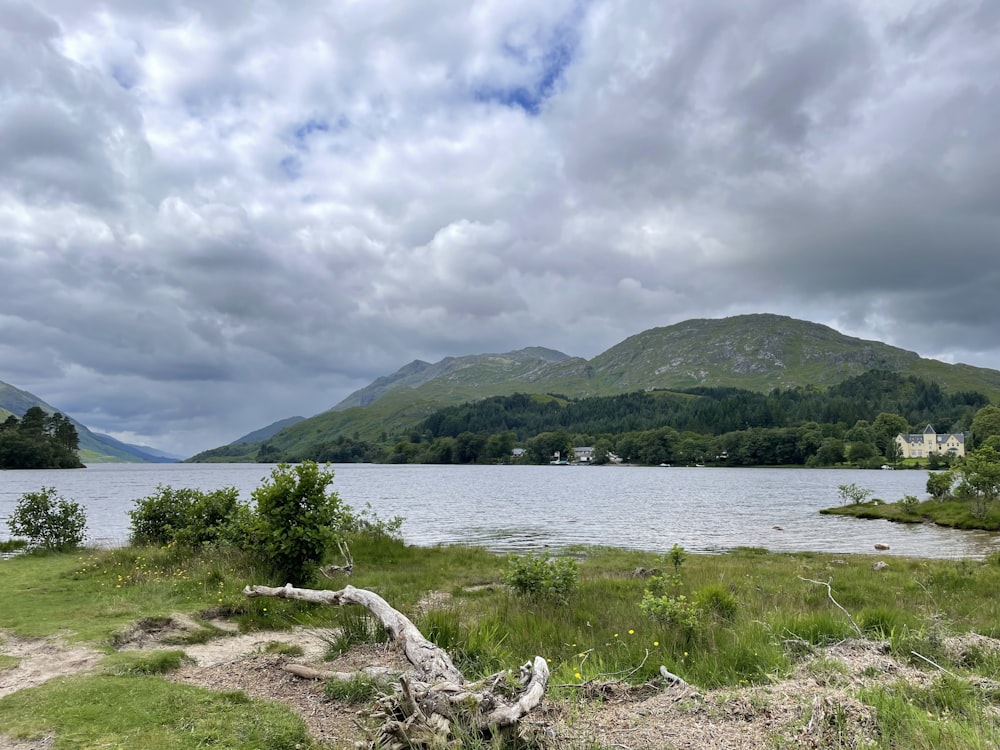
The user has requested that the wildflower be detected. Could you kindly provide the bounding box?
[653,641,659,647]
[628,629,634,635]
[574,672,582,680]
[614,633,619,638]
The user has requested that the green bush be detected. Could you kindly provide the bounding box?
[502,552,578,602]
[8,487,87,551]
[639,587,700,632]
[837,482,872,505]
[250,461,354,586]
[129,485,250,549]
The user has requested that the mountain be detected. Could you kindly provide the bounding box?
[0,378,175,463]
[188,314,1000,461]
[330,347,572,410]
[231,416,306,444]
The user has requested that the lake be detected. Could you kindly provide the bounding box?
[1,463,998,558]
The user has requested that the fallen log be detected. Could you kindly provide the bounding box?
[243,583,550,748]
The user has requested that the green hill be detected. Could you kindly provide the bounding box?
[189,314,1000,461]
[0,379,174,463]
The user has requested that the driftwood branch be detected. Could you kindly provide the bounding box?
[319,541,354,578]
[798,576,863,637]
[244,583,549,748]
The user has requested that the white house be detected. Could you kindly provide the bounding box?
[894,425,966,459]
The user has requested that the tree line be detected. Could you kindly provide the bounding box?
[258,370,994,468]
[0,407,84,469]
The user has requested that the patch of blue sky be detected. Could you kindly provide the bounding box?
[291,115,349,150]
[474,17,579,115]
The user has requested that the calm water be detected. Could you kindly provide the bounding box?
[1,463,998,558]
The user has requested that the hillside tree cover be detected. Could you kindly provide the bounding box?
[202,370,988,468]
[0,407,84,469]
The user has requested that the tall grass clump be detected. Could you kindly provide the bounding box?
[859,676,1000,749]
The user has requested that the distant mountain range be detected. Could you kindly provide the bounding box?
[190,313,1000,461]
[0,380,179,463]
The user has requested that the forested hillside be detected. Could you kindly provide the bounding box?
[417,371,984,440]
[189,314,1000,462]
[222,370,989,468]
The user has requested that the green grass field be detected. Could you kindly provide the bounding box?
[3,536,1000,748]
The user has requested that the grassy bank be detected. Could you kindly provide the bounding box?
[822,497,1000,530]
[3,537,1000,748]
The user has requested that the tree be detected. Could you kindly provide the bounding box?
[526,430,573,464]
[8,487,88,551]
[971,405,1000,448]
[811,438,845,467]
[926,470,954,501]
[250,461,354,585]
[955,446,1000,520]
[873,412,908,457]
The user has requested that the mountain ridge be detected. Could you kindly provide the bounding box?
[0,379,176,463]
[191,313,1000,461]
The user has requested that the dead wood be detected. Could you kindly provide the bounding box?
[244,583,550,748]
[319,541,354,578]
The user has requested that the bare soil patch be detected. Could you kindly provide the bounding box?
[0,632,103,699]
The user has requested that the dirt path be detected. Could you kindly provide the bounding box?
[2,618,994,749]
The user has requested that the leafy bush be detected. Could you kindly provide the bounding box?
[899,494,920,510]
[8,487,87,551]
[502,552,578,602]
[837,482,872,505]
[129,485,249,549]
[639,587,700,631]
[250,461,354,585]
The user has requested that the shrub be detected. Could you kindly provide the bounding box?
[129,485,249,549]
[8,487,87,551]
[639,587,700,632]
[250,461,354,586]
[899,494,919,510]
[502,552,578,602]
[837,483,872,505]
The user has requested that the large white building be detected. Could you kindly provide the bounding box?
[894,425,966,459]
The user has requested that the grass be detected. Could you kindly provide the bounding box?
[859,676,1000,749]
[4,534,1000,746]
[821,497,1000,530]
[0,675,314,750]
[101,649,191,675]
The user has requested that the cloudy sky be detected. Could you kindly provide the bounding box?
[2,0,998,457]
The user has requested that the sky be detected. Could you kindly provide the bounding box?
[1,0,999,457]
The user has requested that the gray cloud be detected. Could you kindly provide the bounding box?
[1,0,998,455]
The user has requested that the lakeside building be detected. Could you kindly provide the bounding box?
[894,425,966,459]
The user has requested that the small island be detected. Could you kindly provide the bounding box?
[0,406,84,469]
[821,446,1000,531]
